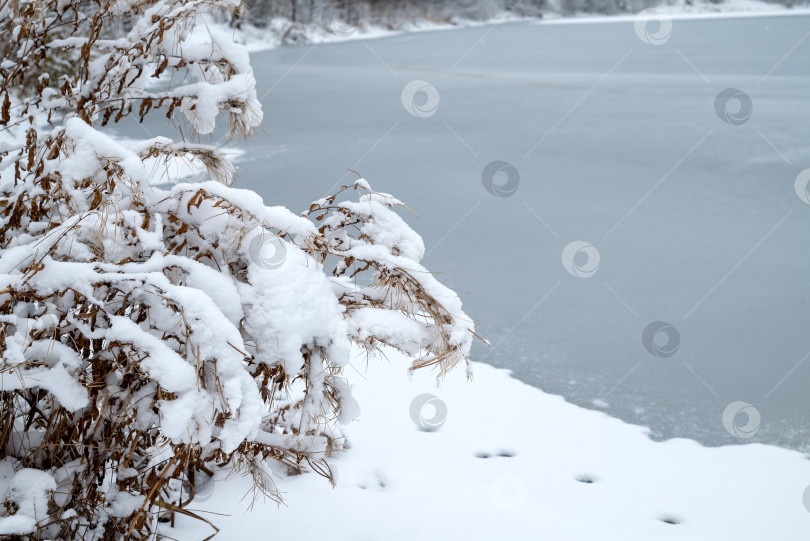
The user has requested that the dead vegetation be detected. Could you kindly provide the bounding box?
[0,0,474,539]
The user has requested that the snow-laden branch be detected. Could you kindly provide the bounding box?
[0,0,475,538]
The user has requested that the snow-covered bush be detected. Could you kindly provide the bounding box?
[0,0,474,537]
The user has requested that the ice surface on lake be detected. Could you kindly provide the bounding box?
[120,13,810,452]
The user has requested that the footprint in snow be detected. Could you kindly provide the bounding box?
[356,471,387,491]
[475,450,516,459]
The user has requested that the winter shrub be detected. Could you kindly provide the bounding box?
[0,0,474,537]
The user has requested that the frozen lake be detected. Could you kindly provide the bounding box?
[125,13,810,451]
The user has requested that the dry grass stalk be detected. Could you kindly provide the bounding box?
[0,0,476,539]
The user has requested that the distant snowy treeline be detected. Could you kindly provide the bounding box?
[235,0,801,30]
[240,0,540,25]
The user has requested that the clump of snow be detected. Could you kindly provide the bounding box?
[0,516,37,536]
[0,468,56,535]
[592,398,609,408]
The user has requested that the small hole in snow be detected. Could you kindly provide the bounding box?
[474,452,492,459]
[659,516,681,525]
[497,450,516,457]
[575,475,595,484]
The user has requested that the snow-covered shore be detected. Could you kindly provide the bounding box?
[215,0,807,52]
[169,348,810,540]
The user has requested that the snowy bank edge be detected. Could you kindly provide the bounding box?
[167,347,810,541]
[214,0,806,53]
